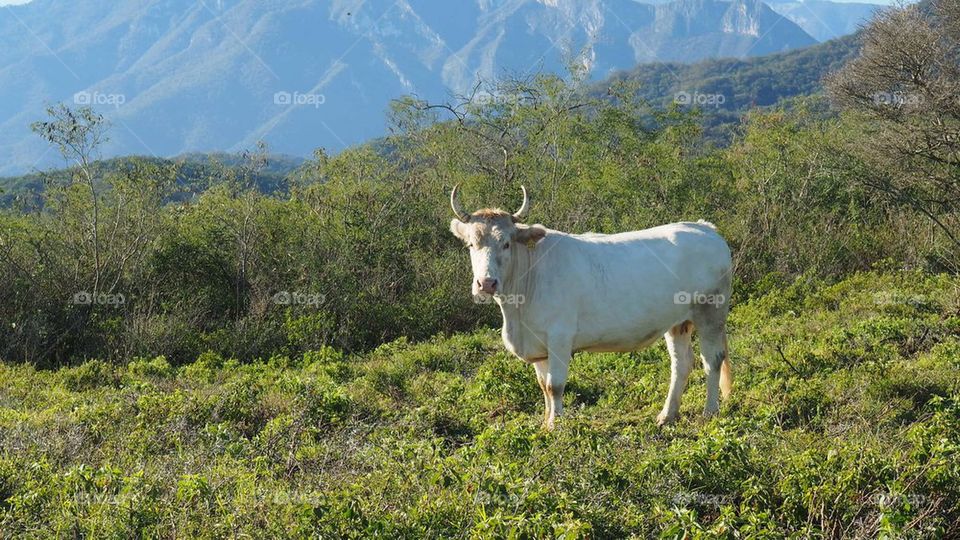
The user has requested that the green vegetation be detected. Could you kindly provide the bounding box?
[0,149,303,209]
[0,271,957,537]
[1,80,952,367]
[606,33,860,141]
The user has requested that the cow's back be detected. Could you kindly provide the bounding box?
[521,221,731,354]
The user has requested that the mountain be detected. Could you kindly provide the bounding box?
[630,0,884,41]
[765,0,882,41]
[0,28,865,207]
[0,27,865,206]
[0,0,822,176]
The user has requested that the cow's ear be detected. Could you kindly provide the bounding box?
[514,224,546,246]
[450,219,470,242]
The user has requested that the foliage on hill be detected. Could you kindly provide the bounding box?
[0,271,957,537]
[606,32,860,140]
[0,150,303,209]
[169,151,305,198]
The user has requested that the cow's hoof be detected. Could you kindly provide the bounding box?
[656,411,677,426]
[703,407,719,418]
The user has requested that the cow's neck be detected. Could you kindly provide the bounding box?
[496,243,539,359]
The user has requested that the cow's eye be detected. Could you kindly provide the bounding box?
[503,242,510,249]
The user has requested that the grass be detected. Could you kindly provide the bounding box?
[0,270,958,538]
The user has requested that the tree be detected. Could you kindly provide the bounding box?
[826,0,960,254]
[4,104,179,364]
[31,104,110,296]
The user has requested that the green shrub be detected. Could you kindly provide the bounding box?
[60,359,118,391]
[126,355,173,379]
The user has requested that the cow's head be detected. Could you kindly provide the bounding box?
[449,185,547,299]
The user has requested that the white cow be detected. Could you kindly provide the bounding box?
[449,185,733,429]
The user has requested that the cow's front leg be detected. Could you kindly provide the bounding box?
[532,360,551,427]
[543,336,572,430]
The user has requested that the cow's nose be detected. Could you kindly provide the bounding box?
[478,278,498,294]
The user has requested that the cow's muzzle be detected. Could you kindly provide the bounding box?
[476,278,498,295]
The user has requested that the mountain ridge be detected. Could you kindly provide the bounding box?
[0,0,866,175]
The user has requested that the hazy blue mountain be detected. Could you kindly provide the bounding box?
[765,0,882,41]
[0,0,821,175]
[633,0,884,41]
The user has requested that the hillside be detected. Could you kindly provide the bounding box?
[607,32,861,138]
[0,152,304,208]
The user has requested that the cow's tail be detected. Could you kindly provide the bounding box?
[719,335,732,399]
[697,219,718,231]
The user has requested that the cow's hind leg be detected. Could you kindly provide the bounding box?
[693,302,732,417]
[658,321,695,426]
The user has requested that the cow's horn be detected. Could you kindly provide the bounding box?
[512,185,530,221]
[450,184,470,222]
